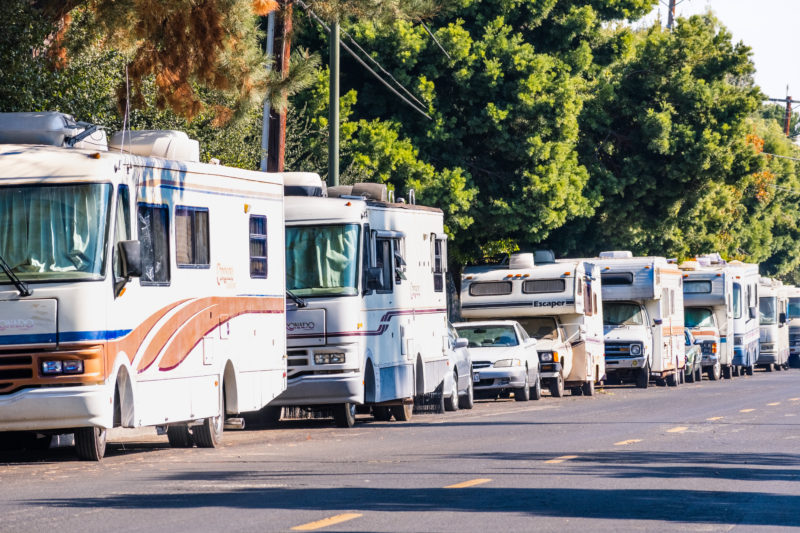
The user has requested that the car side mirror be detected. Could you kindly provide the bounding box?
[119,240,142,278]
[653,318,663,326]
[366,267,384,291]
[454,338,469,349]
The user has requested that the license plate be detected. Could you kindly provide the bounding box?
[473,373,480,382]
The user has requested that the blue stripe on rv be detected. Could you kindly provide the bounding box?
[0,329,132,345]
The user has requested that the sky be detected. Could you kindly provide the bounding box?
[641,0,797,101]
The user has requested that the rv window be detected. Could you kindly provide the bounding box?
[286,224,360,296]
[733,283,742,319]
[789,297,800,318]
[469,281,512,297]
[684,308,714,328]
[375,237,393,293]
[603,302,643,326]
[176,206,210,268]
[113,185,131,280]
[137,204,171,285]
[684,280,712,293]
[517,317,558,340]
[249,215,268,278]
[601,272,634,285]
[760,297,778,325]
[522,279,565,294]
[432,236,445,292]
[584,281,593,316]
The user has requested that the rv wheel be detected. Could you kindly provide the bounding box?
[775,362,783,371]
[333,403,357,428]
[167,425,193,448]
[582,380,595,396]
[372,406,392,421]
[391,403,413,422]
[570,386,583,396]
[746,365,754,376]
[722,365,733,379]
[708,360,721,381]
[636,364,650,389]
[74,426,107,461]
[549,373,564,398]
[194,385,224,448]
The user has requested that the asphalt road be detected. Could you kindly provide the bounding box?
[1,369,799,532]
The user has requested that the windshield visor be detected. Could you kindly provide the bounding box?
[0,183,112,283]
[759,297,777,325]
[603,303,644,326]
[685,308,714,328]
[455,326,519,348]
[286,224,360,297]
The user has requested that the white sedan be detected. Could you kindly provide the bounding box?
[453,320,541,401]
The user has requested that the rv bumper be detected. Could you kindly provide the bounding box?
[271,372,363,406]
[539,362,563,380]
[700,353,719,366]
[0,385,111,432]
[604,356,647,371]
[756,352,778,364]
[472,367,528,391]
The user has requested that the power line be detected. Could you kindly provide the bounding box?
[295,1,432,120]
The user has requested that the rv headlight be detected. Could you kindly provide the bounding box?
[41,360,62,375]
[62,360,84,374]
[539,352,553,363]
[629,343,642,356]
[314,353,346,365]
[494,358,521,368]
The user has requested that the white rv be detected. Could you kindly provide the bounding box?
[268,176,465,427]
[0,112,287,460]
[787,285,800,367]
[593,252,685,388]
[757,277,790,371]
[680,256,734,380]
[460,253,605,396]
[727,261,761,375]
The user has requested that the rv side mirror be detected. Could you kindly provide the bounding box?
[780,312,787,324]
[366,267,384,291]
[749,306,757,320]
[119,240,142,278]
[454,338,469,349]
[653,318,663,326]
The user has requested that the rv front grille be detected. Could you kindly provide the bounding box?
[605,343,636,358]
[472,361,492,369]
[0,354,34,394]
[287,349,310,378]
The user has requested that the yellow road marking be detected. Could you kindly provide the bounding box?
[614,439,642,446]
[706,416,724,421]
[444,478,492,489]
[545,455,579,464]
[667,426,688,433]
[767,402,780,406]
[291,513,363,531]
[740,409,755,413]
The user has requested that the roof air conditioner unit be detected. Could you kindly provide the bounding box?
[109,130,200,162]
[351,182,388,202]
[0,111,108,150]
[508,253,535,270]
[283,172,326,197]
[599,250,633,259]
[327,185,353,198]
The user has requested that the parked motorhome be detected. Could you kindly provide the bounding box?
[758,277,790,371]
[592,252,685,388]
[728,261,761,375]
[268,175,464,427]
[0,112,287,460]
[786,285,800,367]
[680,256,734,380]
[460,253,605,396]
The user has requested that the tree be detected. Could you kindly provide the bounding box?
[761,103,800,139]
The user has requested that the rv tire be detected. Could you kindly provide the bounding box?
[194,384,224,448]
[444,373,460,412]
[549,373,564,398]
[582,380,595,396]
[722,365,733,379]
[636,364,650,389]
[708,360,721,381]
[333,403,357,428]
[570,386,583,396]
[391,403,413,422]
[74,426,107,461]
[775,362,783,371]
[372,406,392,421]
[514,372,530,402]
[458,376,474,410]
[746,365,754,376]
[167,425,193,448]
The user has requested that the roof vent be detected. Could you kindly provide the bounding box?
[109,130,199,162]
[508,253,535,270]
[352,182,388,201]
[327,185,353,198]
[695,253,725,266]
[599,250,633,259]
[283,172,326,197]
[0,112,107,150]
[533,250,556,264]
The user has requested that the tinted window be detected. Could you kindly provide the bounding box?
[601,272,634,285]
[603,302,643,326]
[175,206,210,267]
[250,215,267,278]
[138,204,170,285]
[685,308,714,328]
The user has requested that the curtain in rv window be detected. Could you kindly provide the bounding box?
[285,224,360,296]
[0,184,111,282]
[176,207,210,267]
[759,297,777,325]
[603,302,644,326]
[684,308,714,328]
[137,204,170,285]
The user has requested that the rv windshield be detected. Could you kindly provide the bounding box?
[455,325,519,348]
[517,317,558,340]
[759,297,778,325]
[285,224,360,297]
[789,298,800,319]
[0,183,112,283]
[684,308,714,328]
[603,302,644,326]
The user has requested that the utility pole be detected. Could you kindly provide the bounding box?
[767,96,795,137]
[266,0,293,172]
[667,0,676,30]
[259,11,275,172]
[328,19,340,187]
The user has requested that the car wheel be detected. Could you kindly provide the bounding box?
[531,375,542,401]
[514,372,530,402]
[458,376,475,410]
[444,372,460,412]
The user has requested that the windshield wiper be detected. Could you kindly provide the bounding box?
[286,289,307,308]
[0,253,32,297]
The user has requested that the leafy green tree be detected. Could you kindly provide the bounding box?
[761,103,800,139]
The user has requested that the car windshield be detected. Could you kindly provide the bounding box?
[760,297,777,325]
[285,224,360,297]
[455,325,519,348]
[685,308,714,328]
[603,303,644,326]
[517,317,558,340]
[0,183,112,283]
[789,298,800,319]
